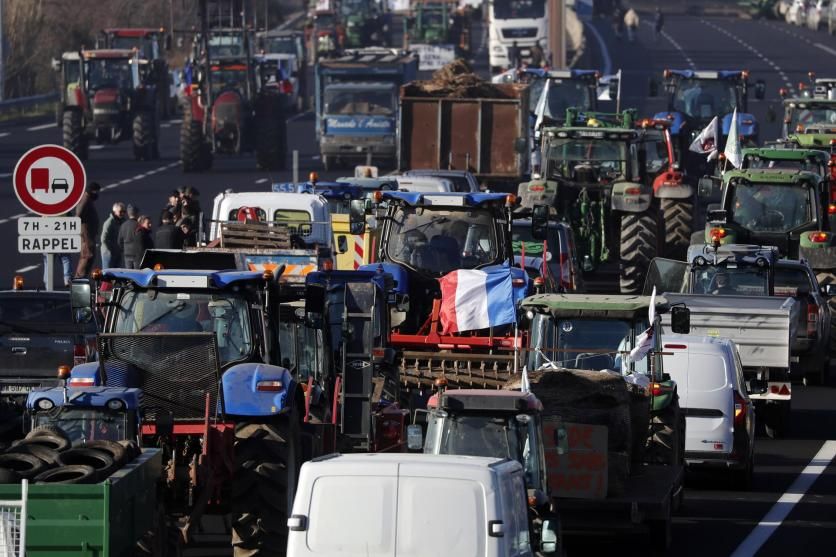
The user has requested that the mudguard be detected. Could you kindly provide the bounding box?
[222,362,296,417]
[187,92,205,123]
[653,171,693,199]
[800,231,836,271]
[611,181,652,212]
[68,362,103,386]
[359,262,409,296]
[653,111,685,135]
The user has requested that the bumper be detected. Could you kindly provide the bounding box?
[685,450,747,470]
[320,136,396,158]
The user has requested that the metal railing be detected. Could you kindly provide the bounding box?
[0,92,58,112]
[0,479,28,557]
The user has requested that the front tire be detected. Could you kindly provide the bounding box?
[62,110,88,161]
[132,111,158,161]
[619,213,658,294]
[180,105,211,172]
[232,412,301,556]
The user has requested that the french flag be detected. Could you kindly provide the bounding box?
[439,268,521,334]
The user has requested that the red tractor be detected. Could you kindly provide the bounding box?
[54,49,160,161]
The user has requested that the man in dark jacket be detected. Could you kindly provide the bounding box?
[118,205,140,268]
[155,210,183,249]
[124,216,153,269]
[74,182,101,278]
[100,201,126,269]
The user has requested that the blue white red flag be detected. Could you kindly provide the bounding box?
[439,268,519,334]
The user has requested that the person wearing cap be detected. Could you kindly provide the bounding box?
[118,205,140,268]
[74,182,101,278]
[101,201,126,269]
[164,190,181,222]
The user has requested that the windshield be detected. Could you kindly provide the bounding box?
[641,129,671,175]
[386,206,500,275]
[324,89,394,115]
[743,155,825,174]
[110,36,154,59]
[430,414,520,458]
[210,65,247,95]
[278,314,322,382]
[315,13,337,28]
[787,103,836,131]
[419,9,445,27]
[672,78,738,120]
[536,80,593,120]
[730,182,813,232]
[774,267,813,297]
[546,138,628,181]
[86,58,133,90]
[264,37,297,55]
[33,408,128,444]
[208,34,245,57]
[494,0,546,19]
[527,316,649,374]
[113,289,254,366]
[690,266,769,296]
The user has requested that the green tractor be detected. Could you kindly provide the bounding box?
[406,0,454,45]
[340,0,390,47]
[519,109,660,294]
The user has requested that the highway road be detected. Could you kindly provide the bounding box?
[1,10,836,556]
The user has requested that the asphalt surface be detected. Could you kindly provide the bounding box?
[1,11,836,557]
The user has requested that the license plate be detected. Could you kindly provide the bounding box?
[0,385,34,394]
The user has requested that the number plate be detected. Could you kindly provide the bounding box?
[0,385,34,394]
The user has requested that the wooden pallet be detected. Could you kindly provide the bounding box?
[218,222,291,249]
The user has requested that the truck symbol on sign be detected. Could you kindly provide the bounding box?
[30,168,50,193]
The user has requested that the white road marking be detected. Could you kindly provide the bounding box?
[168,119,183,124]
[89,145,105,150]
[731,440,836,557]
[11,214,26,219]
[15,265,39,273]
[583,21,612,76]
[0,172,11,178]
[0,219,8,225]
[26,123,55,132]
[255,178,268,184]
[638,21,695,70]
[0,132,9,138]
[132,174,146,180]
[287,111,311,122]
[312,155,321,160]
[701,19,795,95]
[815,43,836,57]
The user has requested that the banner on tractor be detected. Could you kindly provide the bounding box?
[439,267,519,334]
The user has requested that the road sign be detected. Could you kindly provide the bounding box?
[18,217,81,236]
[13,144,86,217]
[18,235,81,254]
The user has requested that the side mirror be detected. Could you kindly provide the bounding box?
[670,306,690,334]
[70,280,94,324]
[513,137,527,154]
[754,79,766,101]
[707,209,728,223]
[406,424,423,450]
[648,78,659,98]
[349,199,366,234]
[531,204,549,241]
[822,284,836,297]
[697,176,716,198]
[766,105,777,123]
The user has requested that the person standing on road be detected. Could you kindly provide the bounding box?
[653,8,664,42]
[118,205,140,269]
[74,182,101,279]
[155,210,184,250]
[124,216,154,269]
[164,190,181,223]
[612,5,625,39]
[507,41,522,69]
[530,40,546,68]
[624,7,639,42]
[100,202,126,269]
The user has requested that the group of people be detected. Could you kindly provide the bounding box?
[44,184,203,287]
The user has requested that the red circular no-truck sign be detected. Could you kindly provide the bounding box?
[13,144,86,217]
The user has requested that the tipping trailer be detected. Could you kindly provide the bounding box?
[398,81,531,190]
[315,48,418,169]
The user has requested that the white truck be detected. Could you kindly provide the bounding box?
[488,0,549,72]
[287,453,537,557]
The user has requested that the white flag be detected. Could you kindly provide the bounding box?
[689,115,719,161]
[724,107,743,169]
[521,365,530,393]
[629,286,656,363]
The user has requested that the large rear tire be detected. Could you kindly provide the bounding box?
[255,96,287,171]
[62,110,88,161]
[659,198,693,260]
[619,213,658,294]
[232,411,301,557]
[132,111,158,161]
[181,105,212,172]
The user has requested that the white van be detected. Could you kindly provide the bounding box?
[287,453,534,557]
[394,175,454,193]
[661,334,755,485]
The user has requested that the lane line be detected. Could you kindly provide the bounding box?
[287,110,311,122]
[312,155,321,160]
[15,265,39,273]
[255,178,268,184]
[0,219,8,225]
[701,19,795,95]
[168,119,182,124]
[815,43,836,57]
[10,214,26,219]
[730,440,836,557]
[0,173,11,178]
[90,145,105,150]
[583,21,612,76]
[0,132,9,138]
[26,123,55,132]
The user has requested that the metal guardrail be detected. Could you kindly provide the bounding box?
[0,92,58,113]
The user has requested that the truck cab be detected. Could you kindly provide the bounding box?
[488,0,549,72]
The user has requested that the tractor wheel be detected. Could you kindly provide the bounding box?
[232,410,301,557]
[619,213,658,294]
[255,97,287,171]
[62,110,88,161]
[180,107,207,172]
[132,111,157,161]
[645,394,684,468]
[816,271,836,353]
[659,198,693,260]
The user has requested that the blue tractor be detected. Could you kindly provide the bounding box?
[651,69,766,175]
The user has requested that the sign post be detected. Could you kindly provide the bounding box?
[12,144,87,290]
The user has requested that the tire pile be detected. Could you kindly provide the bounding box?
[0,426,141,485]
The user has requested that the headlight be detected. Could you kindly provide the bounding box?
[106,399,125,411]
[36,398,54,411]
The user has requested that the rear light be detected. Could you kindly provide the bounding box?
[663,344,687,350]
[779,87,788,98]
[511,278,526,287]
[733,390,747,427]
[280,80,293,95]
[73,343,86,366]
[650,382,671,397]
[12,275,23,290]
[529,184,544,192]
[256,380,283,392]
[559,251,572,291]
[829,204,836,215]
[807,303,818,337]
[709,227,727,242]
[810,231,830,243]
[624,187,642,195]
[68,377,95,387]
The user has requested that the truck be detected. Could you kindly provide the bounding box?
[315,48,418,170]
[487,0,549,73]
[779,76,836,137]
[53,49,160,161]
[180,0,287,171]
[650,69,766,176]
[9,381,166,555]
[517,109,660,294]
[425,294,688,549]
[398,79,531,190]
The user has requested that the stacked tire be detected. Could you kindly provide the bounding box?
[0,427,140,485]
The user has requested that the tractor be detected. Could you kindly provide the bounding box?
[54,49,160,161]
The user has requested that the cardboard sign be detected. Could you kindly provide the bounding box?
[543,420,608,499]
[411,44,456,71]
